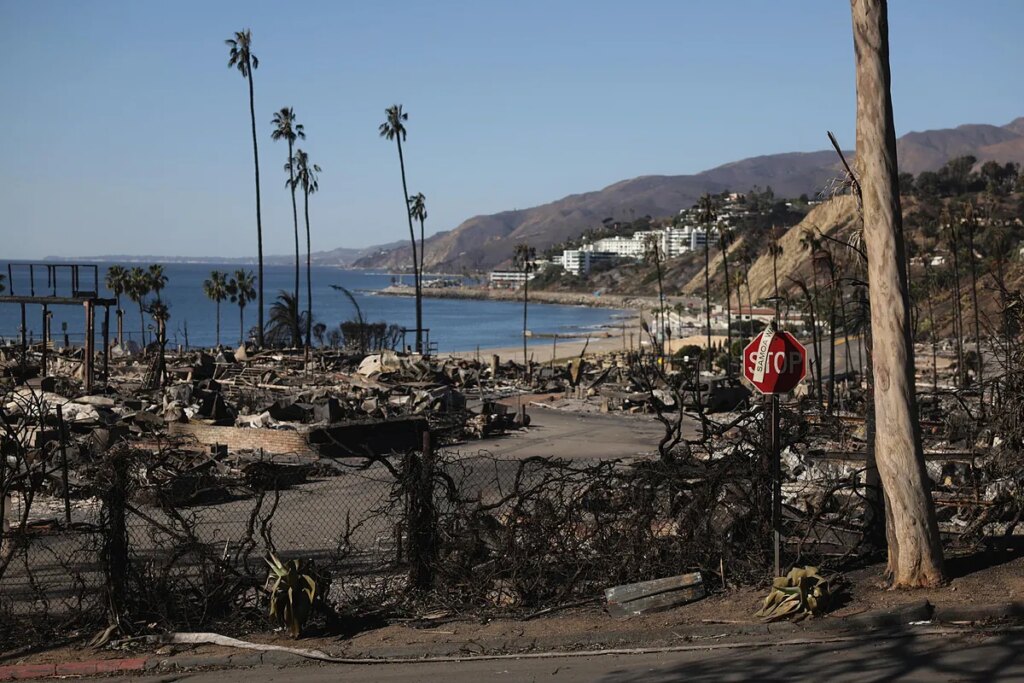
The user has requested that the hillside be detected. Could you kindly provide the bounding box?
[354,117,1024,273]
[742,196,860,301]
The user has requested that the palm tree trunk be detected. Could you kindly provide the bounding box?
[395,137,422,353]
[745,277,754,333]
[115,294,123,346]
[771,251,780,326]
[138,303,145,347]
[239,306,245,345]
[723,246,732,376]
[927,289,938,392]
[811,277,824,406]
[828,273,837,413]
[703,234,711,372]
[288,140,301,348]
[247,68,264,347]
[839,280,854,379]
[523,275,529,380]
[304,187,313,350]
[658,258,665,354]
[419,218,426,297]
[965,218,984,416]
[948,223,965,387]
[419,217,428,346]
[808,301,819,401]
[852,0,943,587]
[216,300,221,347]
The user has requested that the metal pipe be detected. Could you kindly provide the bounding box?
[57,404,72,526]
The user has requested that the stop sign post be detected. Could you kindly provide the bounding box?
[741,327,807,578]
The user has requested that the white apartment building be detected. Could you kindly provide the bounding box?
[561,249,618,275]
[592,235,648,258]
[689,227,712,251]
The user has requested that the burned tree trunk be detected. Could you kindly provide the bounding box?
[851,0,944,587]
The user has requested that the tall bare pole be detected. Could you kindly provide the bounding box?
[850,0,944,587]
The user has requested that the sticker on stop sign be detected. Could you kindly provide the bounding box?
[742,329,807,395]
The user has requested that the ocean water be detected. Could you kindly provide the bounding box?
[0,262,625,353]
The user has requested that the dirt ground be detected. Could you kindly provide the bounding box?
[7,549,1022,667]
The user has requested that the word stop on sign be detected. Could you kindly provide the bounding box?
[741,329,807,395]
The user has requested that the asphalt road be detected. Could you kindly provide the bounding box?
[455,407,675,461]
[133,628,1024,682]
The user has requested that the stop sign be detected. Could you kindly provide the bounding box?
[742,329,807,395]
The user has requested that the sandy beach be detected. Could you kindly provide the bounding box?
[445,312,644,365]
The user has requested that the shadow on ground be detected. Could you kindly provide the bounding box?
[598,628,1024,683]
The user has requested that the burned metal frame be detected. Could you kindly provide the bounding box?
[1,263,115,389]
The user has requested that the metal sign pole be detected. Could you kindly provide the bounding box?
[745,321,805,580]
[771,392,781,578]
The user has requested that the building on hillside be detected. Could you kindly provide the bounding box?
[592,235,648,258]
[561,249,616,276]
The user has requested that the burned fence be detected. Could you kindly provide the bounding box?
[4,414,1016,647]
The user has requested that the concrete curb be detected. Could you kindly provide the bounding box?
[0,657,146,680]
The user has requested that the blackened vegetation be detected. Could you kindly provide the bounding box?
[6,254,1024,647]
[421,452,774,609]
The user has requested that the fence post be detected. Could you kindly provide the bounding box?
[408,429,437,591]
[101,450,130,626]
[56,405,71,527]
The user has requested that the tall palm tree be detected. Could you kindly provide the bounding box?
[408,191,429,341]
[225,29,265,347]
[731,269,748,337]
[790,274,822,403]
[104,265,128,345]
[202,270,230,347]
[768,229,784,322]
[799,230,825,407]
[962,201,984,414]
[738,245,756,323]
[408,192,428,286]
[126,267,151,346]
[513,243,536,379]
[147,264,167,301]
[227,269,256,345]
[941,206,966,387]
[643,233,667,355]
[379,104,422,353]
[816,246,839,413]
[271,107,305,346]
[147,300,170,388]
[921,260,939,392]
[287,149,321,349]
[698,194,715,371]
[719,226,735,375]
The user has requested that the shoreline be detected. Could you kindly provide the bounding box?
[444,317,642,364]
[377,284,654,311]
[378,285,655,362]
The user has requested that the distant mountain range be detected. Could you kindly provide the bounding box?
[52,116,1024,271]
[354,117,1024,272]
[46,243,399,268]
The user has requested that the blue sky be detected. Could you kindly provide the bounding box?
[1,0,1021,259]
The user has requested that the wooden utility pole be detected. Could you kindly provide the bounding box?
[850,0,944,586]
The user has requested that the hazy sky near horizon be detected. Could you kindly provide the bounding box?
[1,1,1022,259]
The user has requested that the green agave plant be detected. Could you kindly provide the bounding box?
[266,553,321,638]
[755,566,833,622]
